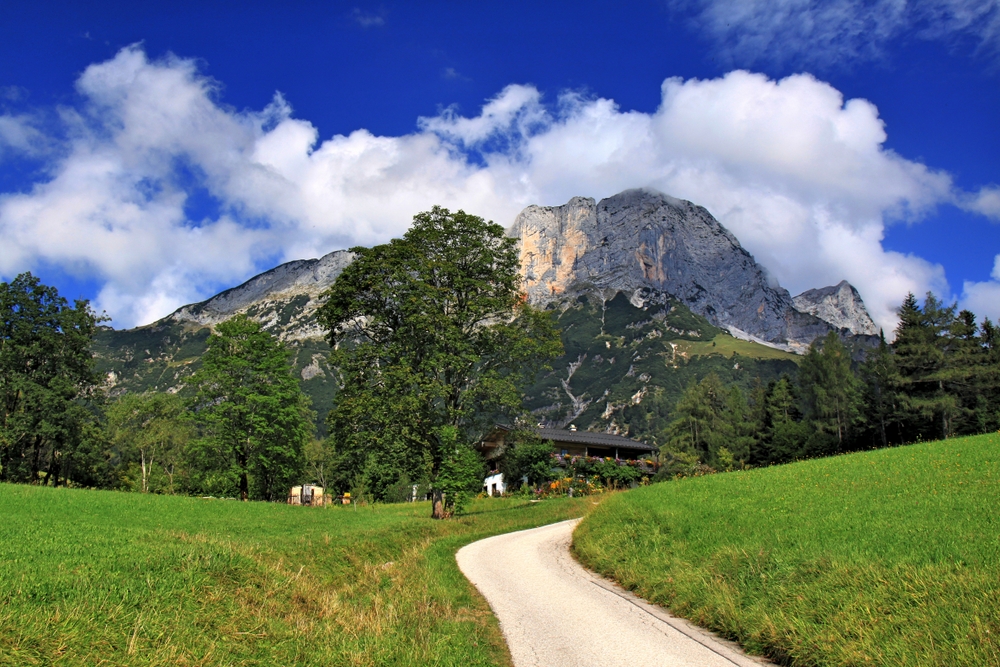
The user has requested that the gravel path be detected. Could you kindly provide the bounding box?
[457,518,772,667]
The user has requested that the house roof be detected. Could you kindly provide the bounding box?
[533,427,657,452]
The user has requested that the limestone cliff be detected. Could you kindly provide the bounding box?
[508,189,862,352]
[793,281,879,336]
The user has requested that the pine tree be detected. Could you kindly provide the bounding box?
[858,330,900,448]
[976,317,1000,431]
[799,331,862,452]
[893,293,960,440]
[663,373,751,468]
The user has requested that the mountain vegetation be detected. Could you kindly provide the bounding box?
[649,292,1000,474]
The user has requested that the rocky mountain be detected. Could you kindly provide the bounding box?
[170,249,354,340]
[510,189,872,353]
[92,187,878,437]
[793,280,879,336]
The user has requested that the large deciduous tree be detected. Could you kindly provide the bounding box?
[319,206,562,518]
[105,392,191,493]
[1,272,101,485]
[187,315,313,501]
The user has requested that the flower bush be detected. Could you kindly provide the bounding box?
[548,454,658,493]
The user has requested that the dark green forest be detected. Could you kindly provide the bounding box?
[658,292,1000,476]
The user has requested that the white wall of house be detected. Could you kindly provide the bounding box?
[484,472,505,496]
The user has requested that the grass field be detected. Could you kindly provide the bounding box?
[0,487,590,667]
[675,334,802,362]
[573,432,1000,666]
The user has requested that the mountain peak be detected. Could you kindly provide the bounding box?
[792,281,878,336]
[509,188,854,351]
[168,249,354,340]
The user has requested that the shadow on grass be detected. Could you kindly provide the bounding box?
[459,499,558,517]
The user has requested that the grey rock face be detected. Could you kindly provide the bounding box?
[508,188,847,351]
[169,249,354,340]
[793,281,879,336]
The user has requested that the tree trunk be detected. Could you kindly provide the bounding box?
[240,439,250,501]
[43,447,57,486]
[30,435,43,482]
[431,488,445,519]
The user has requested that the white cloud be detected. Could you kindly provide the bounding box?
[352,8,385,28]
[962,185,1000,219]
[0,45,988,333]
[0,113,45,157]
[681,0,1000,67]
[957,254,1000,321]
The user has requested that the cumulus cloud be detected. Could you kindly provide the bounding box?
[0,45,988,332]
[958,254,1000,320]
[962,185,1000,219]
[680,0,1000,68]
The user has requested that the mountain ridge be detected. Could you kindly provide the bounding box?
[92,188,879,437]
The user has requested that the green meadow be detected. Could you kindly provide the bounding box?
[0,487,589,666]
[573,432,1000,666]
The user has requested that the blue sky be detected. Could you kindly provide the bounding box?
[1,0,998,331]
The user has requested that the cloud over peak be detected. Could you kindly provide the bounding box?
[0,45,996,331]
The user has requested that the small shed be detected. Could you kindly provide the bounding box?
[288,484,325,506]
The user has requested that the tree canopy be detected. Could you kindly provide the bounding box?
[186,315,313,501]
[0,272,102,486]
[318,206,562,518]
[105,392,191,494]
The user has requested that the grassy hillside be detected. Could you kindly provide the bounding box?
[573,433,1000,666]
[0,487,590,666]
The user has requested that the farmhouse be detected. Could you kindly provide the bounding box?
[477,425,657,495]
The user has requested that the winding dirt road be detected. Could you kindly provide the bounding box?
[457,519,771,667]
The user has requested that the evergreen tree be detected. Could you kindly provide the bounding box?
[858,330,901,448]
[893,293,960,439]
[975,317,1000,431]
[663,373,750,467]
[944,309,986,434]
[799,331,862,453]
[761,376,810,463]
[187,315,313,501]
[723,384,757,466]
